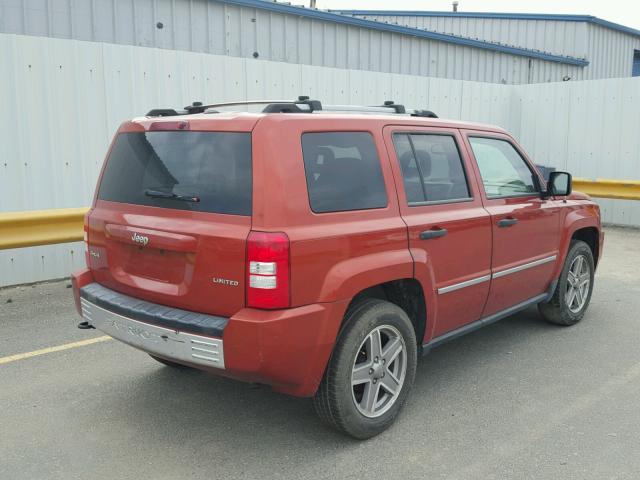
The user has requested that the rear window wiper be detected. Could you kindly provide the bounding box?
[144,189,200,203]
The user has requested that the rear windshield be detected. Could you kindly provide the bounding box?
[98,132,252,215]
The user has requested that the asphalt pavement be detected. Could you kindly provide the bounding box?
[1,226,639,480]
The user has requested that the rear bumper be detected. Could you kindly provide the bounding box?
[80,282,228,338]
[81,294,225,368]
[72,270,347,397]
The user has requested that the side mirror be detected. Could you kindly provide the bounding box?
[545,171,572,197]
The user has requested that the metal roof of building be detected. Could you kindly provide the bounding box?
[221,0,588,66]
[332,10,640,38]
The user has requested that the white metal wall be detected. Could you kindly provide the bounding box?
[0,0,585,84]
[347,14,640,80]
[1,33,639,286]
[586,23,640,79]
[350,15,590,59]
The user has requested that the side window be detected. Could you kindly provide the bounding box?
[393,133,425,204]
[393,133,471,204]
[469,137,538,198]
[301,132,388,213]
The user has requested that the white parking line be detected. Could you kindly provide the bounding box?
[0,336,112,365]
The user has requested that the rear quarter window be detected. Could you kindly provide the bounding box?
[98,131,252,215]
[301,132,388,213]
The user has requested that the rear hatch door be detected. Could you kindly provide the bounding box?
[87,126,252,318]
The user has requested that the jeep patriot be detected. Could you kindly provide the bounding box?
[72,98,603,438]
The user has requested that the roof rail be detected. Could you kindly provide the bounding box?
[145,97,438,118]
[410,109,439,118]
[381,100,406,113]
[146,98,313,116]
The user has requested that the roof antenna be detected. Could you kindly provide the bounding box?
[452,1,459,12]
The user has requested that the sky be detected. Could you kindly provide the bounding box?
[315,0,640,30]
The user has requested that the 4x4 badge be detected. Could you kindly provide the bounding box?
[131,232,149,246]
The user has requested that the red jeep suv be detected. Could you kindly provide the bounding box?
[72,98,603,438]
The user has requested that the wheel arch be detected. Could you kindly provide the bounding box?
[571,227,600,266]
[555,208,601,279]
[342,279,427,348]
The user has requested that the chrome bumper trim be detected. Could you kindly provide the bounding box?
[80,298,225,369]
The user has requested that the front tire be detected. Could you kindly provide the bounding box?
[313,299,417,439]
[539,240,595,326]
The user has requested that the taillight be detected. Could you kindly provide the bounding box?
[246,231,290,309]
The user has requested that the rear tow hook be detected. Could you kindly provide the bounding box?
[77,321,95,330]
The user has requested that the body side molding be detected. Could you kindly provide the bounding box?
[437,255,557,295]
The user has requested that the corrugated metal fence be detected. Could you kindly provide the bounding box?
[514,79,640,227]
[1,33,639,286]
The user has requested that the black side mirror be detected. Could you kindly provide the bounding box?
[545,171,572,197]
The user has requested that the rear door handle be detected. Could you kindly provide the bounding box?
[420,228,448,240]
[498,218,518,227]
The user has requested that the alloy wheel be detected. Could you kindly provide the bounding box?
[351,325,407,418]
[566,254,590,313]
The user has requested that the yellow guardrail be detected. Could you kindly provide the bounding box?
[573,178,640,201]
[1,178,639,250]
[0,207,88,250]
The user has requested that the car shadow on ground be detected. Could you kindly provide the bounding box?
[99,305,568,457]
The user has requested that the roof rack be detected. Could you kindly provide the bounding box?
[145,97,437,118]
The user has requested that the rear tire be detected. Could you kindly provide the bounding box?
[313,299,417,439]
[148,354,192,369]
[538,240,595,326]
